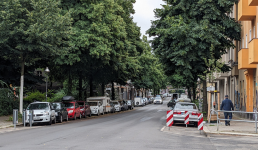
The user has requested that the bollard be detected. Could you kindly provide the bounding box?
[13,109,18,129]
[29,110,34,127]
[22,109,26,127]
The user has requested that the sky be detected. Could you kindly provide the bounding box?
[133,0,165,39]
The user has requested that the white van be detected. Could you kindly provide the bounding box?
[87,96,111,114]
[134,97,144,107]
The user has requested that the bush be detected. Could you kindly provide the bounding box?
[48,89,67,102]
[0,80,19,116]
[23,90,45,103]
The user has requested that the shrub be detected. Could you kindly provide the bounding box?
[23,90,45,103]
[48,89,67,102]
[0,80,19,116]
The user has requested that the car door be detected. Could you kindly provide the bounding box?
[75,103,80,117]
[50,104,55,120]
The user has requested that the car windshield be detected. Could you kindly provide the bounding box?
[27,103,49,110]
[156,95,161,97]
[77,102,84,107]
[88,102,98,106]
[175,103,197,109]
[63,103,74,108]
[52,103,61,109]
[113,102,119,105]
[127,101,131,104]
[155,97,161,99]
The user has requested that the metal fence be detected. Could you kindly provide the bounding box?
[209,110,258,133]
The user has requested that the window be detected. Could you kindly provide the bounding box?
[250,30,252,41]
[246,35,247,48]
[254,26,256,38]
[242,37,244,48]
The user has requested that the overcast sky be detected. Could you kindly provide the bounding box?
[133,0,165,39]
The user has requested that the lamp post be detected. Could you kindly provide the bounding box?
[45,67,50,101]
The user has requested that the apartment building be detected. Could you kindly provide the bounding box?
[210,1,258,115]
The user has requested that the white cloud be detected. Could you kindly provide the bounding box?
[133,0,165,39]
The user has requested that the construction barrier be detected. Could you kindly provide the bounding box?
[185,111,189,125]
[166,110,173,127]
[198,113,203,130]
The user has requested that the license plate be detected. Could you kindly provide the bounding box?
[181,112,184,115]
[34,117,40,120]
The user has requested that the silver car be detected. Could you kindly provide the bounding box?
[153,97,163,104]
[172,102,199,126]
[26,102,56,125]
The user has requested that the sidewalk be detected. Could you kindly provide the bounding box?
[203,113,258,136]
[0,116,15,129]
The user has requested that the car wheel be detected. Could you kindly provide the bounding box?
[60,115,63,123]
[53,117,56,124]
[84,113,87,118]
[97,111,100,116]
[102,110,104,115]
[89,112,92,117]
[66,114,68,121]
[79,113,81,119]
[73,114,76,120]
[48,117,52,125]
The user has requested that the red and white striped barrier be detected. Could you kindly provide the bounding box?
[166,110,173,127]
[198,113,203,130]
[185,111,189,125]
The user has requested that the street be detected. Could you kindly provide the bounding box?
[0,97,258,150]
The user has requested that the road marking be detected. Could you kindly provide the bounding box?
[140,117,152,122]
[161,126,166,131]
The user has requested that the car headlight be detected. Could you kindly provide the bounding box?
[68,110,73,113]
[44,111,49,115]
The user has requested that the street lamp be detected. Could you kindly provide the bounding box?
[45,67,50,101]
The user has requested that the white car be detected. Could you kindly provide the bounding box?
[134,97,145,106]
[112,101,122,112]
[153,97,163,104]
[88,101,104,116]
[26,102,56,125]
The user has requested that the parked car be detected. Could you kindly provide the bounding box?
[121,100,128,111]
[172,102,199,127]
[126,100,134,110]
[88,101,104,116]
[87,96,111,114]
[112,101,122,112]
[26,102,56,125]
[142,98,148,105]
[63,101,81,120]
[134,97,145,106]
[52,102,68,123]
[77,101,91,118]
[109,102,116,113]
[150,97,154,103]
[153,97,163,104]
[167,99,176,108]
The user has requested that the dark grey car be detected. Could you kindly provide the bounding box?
[126,100,134,110]
[121,101,128,111]
[110,102,116,113]
[52,102,68,123]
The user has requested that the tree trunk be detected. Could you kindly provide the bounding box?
[19,56,25,114]
[111,82,115,100]
[89,75,94,97]
[79,72,82,100]
[203,78,208,117]
[187,87,191,100]
[193,84,196,102]
[102,82,105,96]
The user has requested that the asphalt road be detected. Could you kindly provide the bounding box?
[0,97,258,150]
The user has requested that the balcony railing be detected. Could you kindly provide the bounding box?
[238,0,256,21]
[248,38,258,64]
[238,48,257,69]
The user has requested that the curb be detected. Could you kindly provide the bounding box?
[203,126,258,137]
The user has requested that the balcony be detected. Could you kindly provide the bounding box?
[249,0,258,6]
[238,48,257,69]
[248,38,258,64]
[238,0,256,21]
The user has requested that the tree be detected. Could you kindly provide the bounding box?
[147,0,240,106]
[0,0,72,113]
